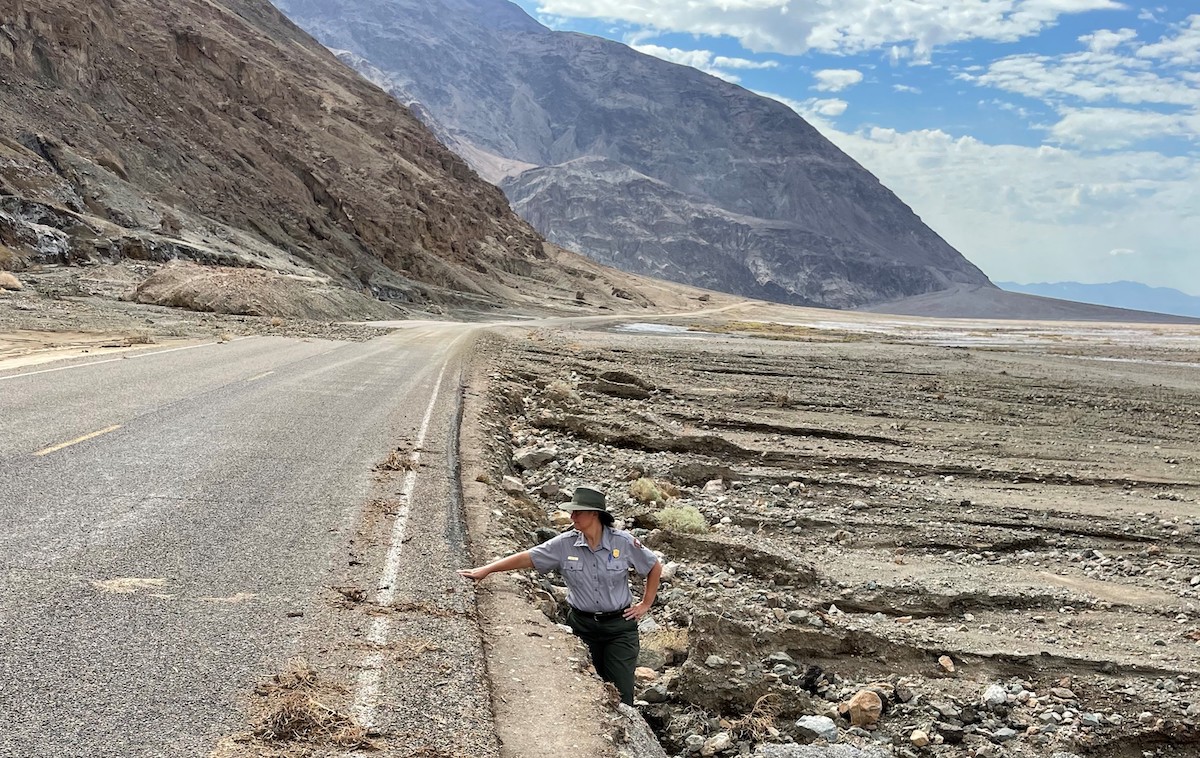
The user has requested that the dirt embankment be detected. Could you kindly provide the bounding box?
[471,321,1200,758]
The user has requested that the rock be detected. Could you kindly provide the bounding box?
[513,446,557,470]
[592,378,652,400]
[615,703,671,758]
[1050,687,1077,700]
[754,747,890,758]
[640,683,669,703]
[1080,713,1102,728]
[551,510,573,527]
[992,727,1019,742]
[637,646,668,672]
[635,666,659,683]
[938,655,956,673]
[910,729,930,747]
[794,715,839,743]
[660,562,680,582]
[982,684,1008,709]
[533,526,558,543]
[931,702,962,720]
[705,655,727,668]
[937,722,965,744]
[501,475,526,495]
[703,479,726,494]
[843,689,884,727]
[700,732,733,756]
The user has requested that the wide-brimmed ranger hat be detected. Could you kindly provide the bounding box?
[566,485,607,512]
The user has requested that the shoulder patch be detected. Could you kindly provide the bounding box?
[633,538,643,548]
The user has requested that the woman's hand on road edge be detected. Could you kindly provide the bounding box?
[623,600,652,621]
[457,567,490,582]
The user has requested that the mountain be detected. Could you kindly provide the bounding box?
[0,0,653,316]
[271,0,994,310]
[865,284,1200,324]
[998,282,1200,319]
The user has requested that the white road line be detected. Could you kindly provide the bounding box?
[0,338,252,382]
[351,344,460,728]
[246,370,275,382]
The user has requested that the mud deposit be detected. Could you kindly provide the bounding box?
[478,322,1200,758]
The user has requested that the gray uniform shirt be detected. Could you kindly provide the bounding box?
[527,526,660,613]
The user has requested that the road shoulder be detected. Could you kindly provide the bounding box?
[459,332,623,758]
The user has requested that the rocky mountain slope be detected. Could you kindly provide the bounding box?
[0,0,656,316]
[273,0,994,309]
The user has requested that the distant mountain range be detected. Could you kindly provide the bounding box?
[998,282,1200,319]
[274,0,994,309]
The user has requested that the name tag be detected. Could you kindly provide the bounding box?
[567,556,580,561]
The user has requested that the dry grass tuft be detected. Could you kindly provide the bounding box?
[377,448,416,472]
[641,626,688,659]
[629,477,678,504]
[656,505,708,533]
[251,659,376,749]
[0,270,22,290]
[332,586,368,604]
[726,693,783,740]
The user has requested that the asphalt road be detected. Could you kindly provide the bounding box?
[0,324,475,757]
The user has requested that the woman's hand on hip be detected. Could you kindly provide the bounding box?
[623,600,652,621]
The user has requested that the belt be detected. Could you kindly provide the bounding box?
[570,607,628,621]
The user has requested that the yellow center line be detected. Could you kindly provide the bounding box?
[34,425,122,457]
[246,370,275,382]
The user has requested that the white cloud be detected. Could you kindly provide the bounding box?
[631,44,775,82]
[967,51,1198,107]
[1138,14,1200,66]
[534,0,1125,57]
[963,21,1200,149]
[1048,107,1199,149]
[714,55,778,70]
[893,84,922,94]
[1109,248,1137,256]
[771,114,1200,291]
[813,69,864,92]
[1078,27,1136,52]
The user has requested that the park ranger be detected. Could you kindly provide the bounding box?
[458,485,663,705]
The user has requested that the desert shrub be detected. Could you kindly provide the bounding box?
[543,378,580,404]
[657,505,708,533]
[630,477,680,504]
[642,626,688,657]
[0,271,21,290]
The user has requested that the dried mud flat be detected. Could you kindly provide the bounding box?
[475,319,1200,758]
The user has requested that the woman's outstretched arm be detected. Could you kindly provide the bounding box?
[457,551,535,582]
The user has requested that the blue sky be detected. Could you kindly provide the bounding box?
[508,1,1199,295]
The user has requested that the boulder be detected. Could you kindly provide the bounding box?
[794,715,838,743]
[513,446,557,471]
[842,689,883,727]
[754,748,889,758]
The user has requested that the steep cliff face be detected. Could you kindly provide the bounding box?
[0,0,584,310]
[274,0,995,308]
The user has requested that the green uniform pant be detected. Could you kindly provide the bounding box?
[568,610,639,705]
